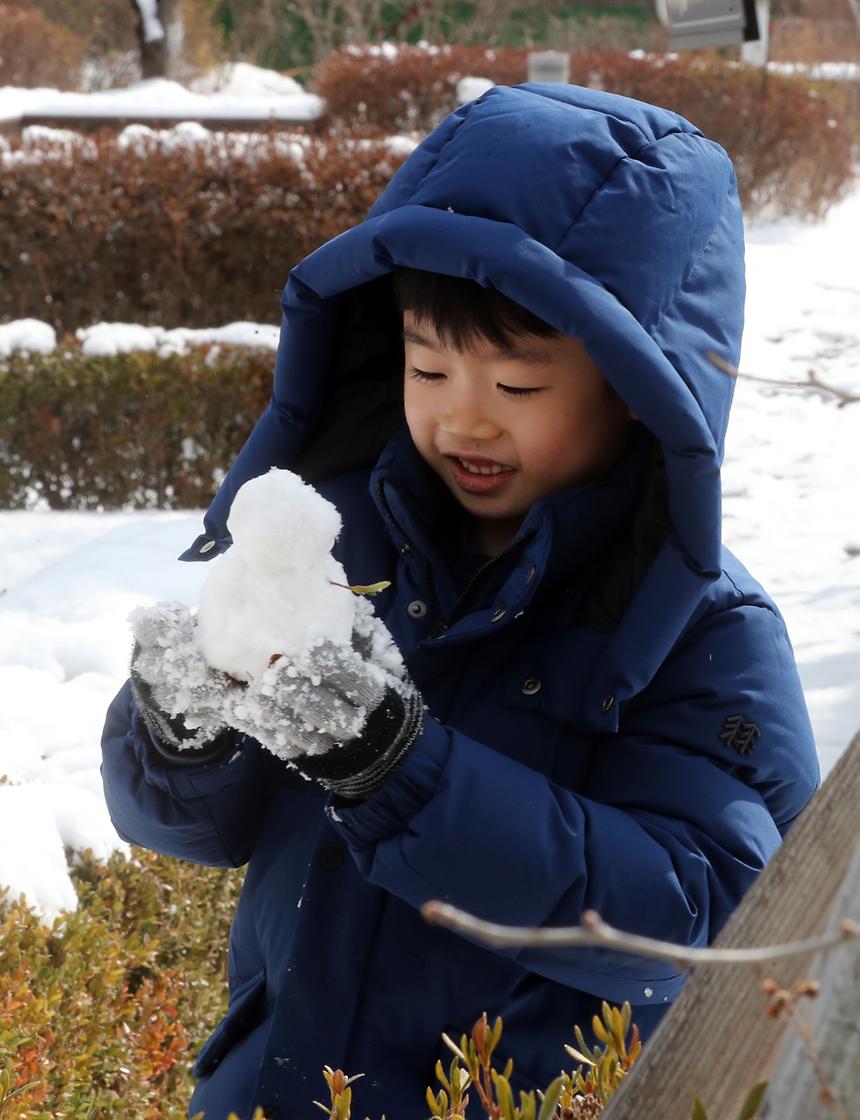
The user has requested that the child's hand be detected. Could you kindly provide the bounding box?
[129,602,239,754]
[228,599,423,799]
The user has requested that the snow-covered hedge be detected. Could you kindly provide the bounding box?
[0,344,273,510]
[0,128,411,333]
[315,44,855,216]
[0,847,241,1118]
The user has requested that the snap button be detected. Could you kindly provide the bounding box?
[525,564,536,584]
[520,677,541,696]
[490,607,507,623]
[407,599,428,619]
[401,543,413,556]
[199,539,216,554]
[318,845,346,872]
[600,695,615,713]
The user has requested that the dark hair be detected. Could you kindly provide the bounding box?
[391,267,559,352]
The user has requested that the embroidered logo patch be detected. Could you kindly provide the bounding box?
[720,714,760,756]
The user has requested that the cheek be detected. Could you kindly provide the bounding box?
[521,406,582,458]
[403,383,433,448]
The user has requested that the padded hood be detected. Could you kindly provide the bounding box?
[184,82,746,713]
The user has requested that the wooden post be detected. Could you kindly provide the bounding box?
[602,731,860,1120]
[759,838,860,1119]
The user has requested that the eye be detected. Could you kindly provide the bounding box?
[499,384,543,398]
[409,367,445,383]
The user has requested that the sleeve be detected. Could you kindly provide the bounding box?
[329,603,820,1001]
[100,680,290,868]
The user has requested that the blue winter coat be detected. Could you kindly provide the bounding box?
[101,84,819,1120]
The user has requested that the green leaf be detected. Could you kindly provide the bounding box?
[537,1075,566,1120]
[493,1070,515,1119]
[736,1082,769,1120]
[691,1098,709,1120]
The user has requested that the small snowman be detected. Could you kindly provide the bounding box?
[196,469,356,681]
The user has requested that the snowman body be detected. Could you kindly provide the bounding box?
[196,469,355,681]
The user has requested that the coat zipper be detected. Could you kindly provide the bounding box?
[431,536,525,637]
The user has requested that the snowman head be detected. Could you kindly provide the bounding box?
[226,468,342,571]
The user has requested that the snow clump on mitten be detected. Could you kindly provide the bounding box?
[196,469,356,681]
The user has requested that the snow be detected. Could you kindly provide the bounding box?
[75,321,279,359]
[196,470,354,680]
[1,164,859,921]
[768,61,860,82]
[0,69,323,125]
[190,62,307,99]
[0,319,279,362]
[456,77,495,104]
[0,319,56,357]
[134,0,165,44]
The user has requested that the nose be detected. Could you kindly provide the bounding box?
[439,386,502,443]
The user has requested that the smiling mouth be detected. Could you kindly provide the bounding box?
[446,455,516,495]
[453,457,515,476]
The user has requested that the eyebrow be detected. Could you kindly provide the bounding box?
[401,325,553,365]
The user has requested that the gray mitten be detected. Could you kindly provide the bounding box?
[229,597,424,798]
[129,602,239,756]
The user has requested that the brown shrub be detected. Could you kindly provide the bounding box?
[26,0,223,88]
[0,847,242,1119]
[0,129,408,332]
[0,344,274,510]
[315,45,855,216]
[0,4,85,90]
[314,42,529,132]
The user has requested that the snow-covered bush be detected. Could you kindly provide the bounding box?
[0,847,242,1118]
[0,129,406,332]
[0,346,273,510]
[315,44,855,216]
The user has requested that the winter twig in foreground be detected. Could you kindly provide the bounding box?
[421,903,860,968]
[709,351,860,408]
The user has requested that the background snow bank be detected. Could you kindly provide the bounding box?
[1,181,858,921]
[0,64,323,124]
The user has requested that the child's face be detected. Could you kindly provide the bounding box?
[403,311,635,555]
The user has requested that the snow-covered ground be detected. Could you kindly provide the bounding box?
[1,175,858,920]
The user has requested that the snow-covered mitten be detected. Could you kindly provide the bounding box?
[229,597,424,799]
[129,602,239,762]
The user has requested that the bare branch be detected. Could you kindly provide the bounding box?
[421,902,860,967]
[709,351,860,408]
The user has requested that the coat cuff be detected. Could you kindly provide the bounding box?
[327,715,452,843]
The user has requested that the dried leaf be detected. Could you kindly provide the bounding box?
[330,579,392,596]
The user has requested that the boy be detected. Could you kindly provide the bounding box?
[101,83,819,1120]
